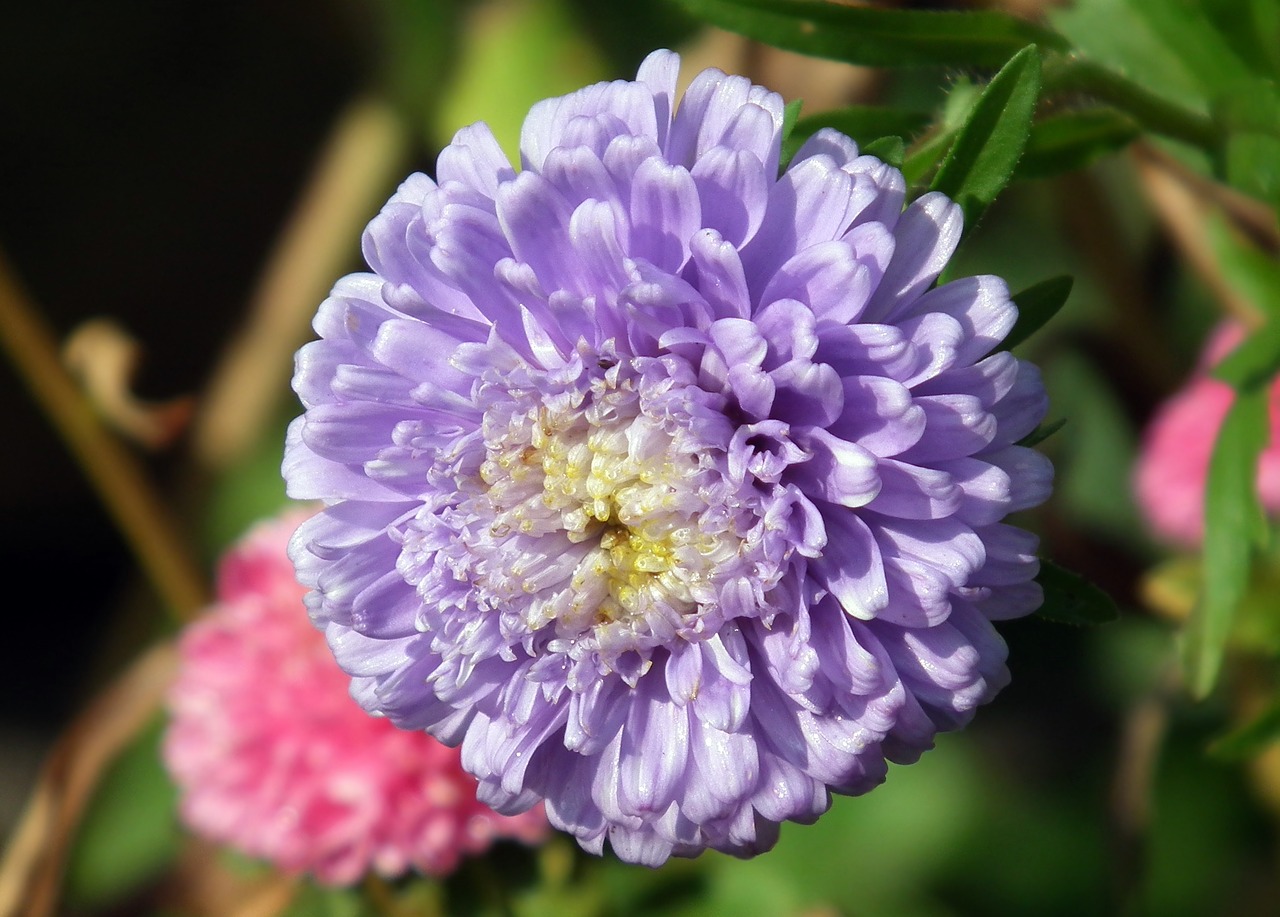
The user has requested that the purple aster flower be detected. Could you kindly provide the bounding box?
[284,49,1053,866]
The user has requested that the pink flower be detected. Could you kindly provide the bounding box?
[164,512,548,885]
[1134,324,1280,547]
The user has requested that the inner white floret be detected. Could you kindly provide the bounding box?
[467,361,741,640]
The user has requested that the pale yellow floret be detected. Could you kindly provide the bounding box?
[477,373,721,630]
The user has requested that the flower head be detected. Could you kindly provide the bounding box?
[284,50,1053,865]
[1135,323,1280,547]
[163,513,547,885]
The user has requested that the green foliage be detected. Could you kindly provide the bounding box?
[931,46,1041,231]
[1018,418,1067,449]
[1006,275,1073,351]
[1035,561,1121,626]
[1017,109,1140,179]
[1205,215,1280,319]
[672,0,1066,69]
[1212,324,1280,391]
[433,0,609,157]
[1216,82,1280,207]
[861,135,905,169]
[280,883,382,917]
[781,106,931,168]
[1051,0,1234,114]
[778,98,803,157]
[376,0,466,128]
[1212,698,1280,759]
[63,716,181,909]
[1044,353,1150,551]
[658,743,985,917]
[1184,386,1272,698]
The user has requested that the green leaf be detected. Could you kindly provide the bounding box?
[1016,108,1139,179]
[1034,560,1120,626]
[901,80,981,188]
[1131,0,1256,100]
[861,136,905,169]
[671,0,1066,69]
[931,45,1042,231]
[781,106,931,167]
[1210,697,1280,759]
[902,130,955,188]
[1205,215,1280,319]
[1183,386,1271,698]
[1051,0,1253,116]
[1017,417,1066,448]
[1214,81,1280,206]
[1005,274,1073,351]
[63,716,181,908]
[1247,0,1280,77]
[1212,324,1280,391]
[780,98,803,143]
[1224,129,1280,210]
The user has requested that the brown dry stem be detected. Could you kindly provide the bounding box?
[0,644,177,917]
[1133,142,1277,329]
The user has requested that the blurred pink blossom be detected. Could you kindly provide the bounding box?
[164,512,548,885]
[1134,324,1280,547]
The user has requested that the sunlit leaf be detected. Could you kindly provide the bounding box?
[781,98,803,143]
[1183,386,1271,698]
[861,136,906,169]
[1051,0,1253,114]
[931,45,1042,231]
[1005,274,1073,351]
[1016,108,1139,179]
[672,0,1066,69]
[1035,560,1120,626]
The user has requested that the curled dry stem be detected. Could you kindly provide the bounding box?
[0,252,207,618]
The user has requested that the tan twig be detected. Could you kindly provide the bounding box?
[1133,143,1275,329]
[1134,142,1280,255]
[0,644,177,917]
[0,253,207,617]
[191,94,409,471]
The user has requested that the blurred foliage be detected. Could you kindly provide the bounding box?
[62,717,180,909]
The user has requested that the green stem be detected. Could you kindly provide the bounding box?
[1044,55,1219,153]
